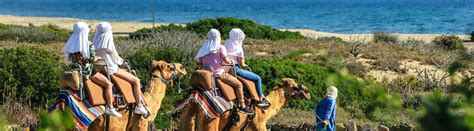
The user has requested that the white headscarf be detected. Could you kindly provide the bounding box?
[92,22,123,65]
[195,29,221,61]
[326,86,338,98]
[63,22,90,61]
[224,28,245,58]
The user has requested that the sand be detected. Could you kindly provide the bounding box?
[0,15,163,32]
[285,29,471,43]
[0,15,471,42]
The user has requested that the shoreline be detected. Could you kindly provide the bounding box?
[0,15,470,42]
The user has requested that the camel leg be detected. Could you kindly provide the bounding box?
[88,115,106,131]
[231,113,248,131]
[178,105,198,131]
[127,113,147,131]
[218,111,231,130]
[196,110,219,131]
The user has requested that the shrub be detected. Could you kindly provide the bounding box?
[129,24,187,39]
[130,17,305,40]
[247,58,328,108]
[0,24,70,43]
[188,17,304,40]
[0,100,38,127]
[118,30,203,54]
[372,31,398,44]
[342,60,368,78]
[388,76,422,98]
[317,36,344,42]
[432,35,465,50]
[0,46,62,107]
[470,31,474,42]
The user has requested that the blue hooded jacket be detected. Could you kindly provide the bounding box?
[315,97,336,131]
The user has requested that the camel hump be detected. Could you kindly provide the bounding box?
[189,70,213,90]
[59,70,81,91]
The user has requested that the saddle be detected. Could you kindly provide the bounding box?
[60,60,138,106]
[84,73,137,106]
[189,70,259,102]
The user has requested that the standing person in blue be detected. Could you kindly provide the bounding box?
[224,28,270,108]
[315,86,338,131]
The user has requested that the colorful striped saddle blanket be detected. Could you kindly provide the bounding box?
[51,89,106,129]
[174,87,233,118]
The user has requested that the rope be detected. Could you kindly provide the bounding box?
[303,101,326,130]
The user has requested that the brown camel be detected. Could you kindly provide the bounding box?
[88,60,187,131]
[178,78,311,131]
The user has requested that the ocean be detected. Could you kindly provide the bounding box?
[0,0,473,34]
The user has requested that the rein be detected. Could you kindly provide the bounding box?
[150,63,179,87]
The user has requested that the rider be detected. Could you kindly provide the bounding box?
[195,29,253,114]
[62,22,122,117]
[224,28,270,108]
[92,22,148,115]
[315,86,338,131]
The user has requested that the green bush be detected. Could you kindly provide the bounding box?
[247,58,328,108]
[130,17,305,40]
[0,46,62,107]
[129,24,187,39]
[432,35,465,50]
[0,24,70,43]
[187,17,304,40]
[372,31,398,44]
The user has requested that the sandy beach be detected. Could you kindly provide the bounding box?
[285,29,471,43]
[0,15,162,32]
[0,15,470,43]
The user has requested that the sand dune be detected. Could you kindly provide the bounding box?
[0,15,471,43]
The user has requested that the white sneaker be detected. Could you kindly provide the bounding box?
[106,108,122,118]
[134,106,148,115]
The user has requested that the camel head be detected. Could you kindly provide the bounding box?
[149,60,187,86]
[277,78,311,100]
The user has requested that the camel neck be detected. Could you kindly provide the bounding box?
[264,87,287,119]
[143,77,168,121]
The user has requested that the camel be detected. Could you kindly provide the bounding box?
[87,60,187,131]
[177,78,311,131]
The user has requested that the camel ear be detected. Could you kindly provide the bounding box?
[150,60,158,68]
[280,78,296,88]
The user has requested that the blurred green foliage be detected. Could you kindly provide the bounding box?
[38,110,75,131]
[418,55,474,130]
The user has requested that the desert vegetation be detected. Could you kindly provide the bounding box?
[0,17,472,130]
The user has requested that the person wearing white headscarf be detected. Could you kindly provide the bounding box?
[63,22,122,118]
[93,22,148,115]
[63,21,91,61]
[195,29,222,61]
[224,28,269,108]
[315,86,338,131]
[195,29,253,114]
